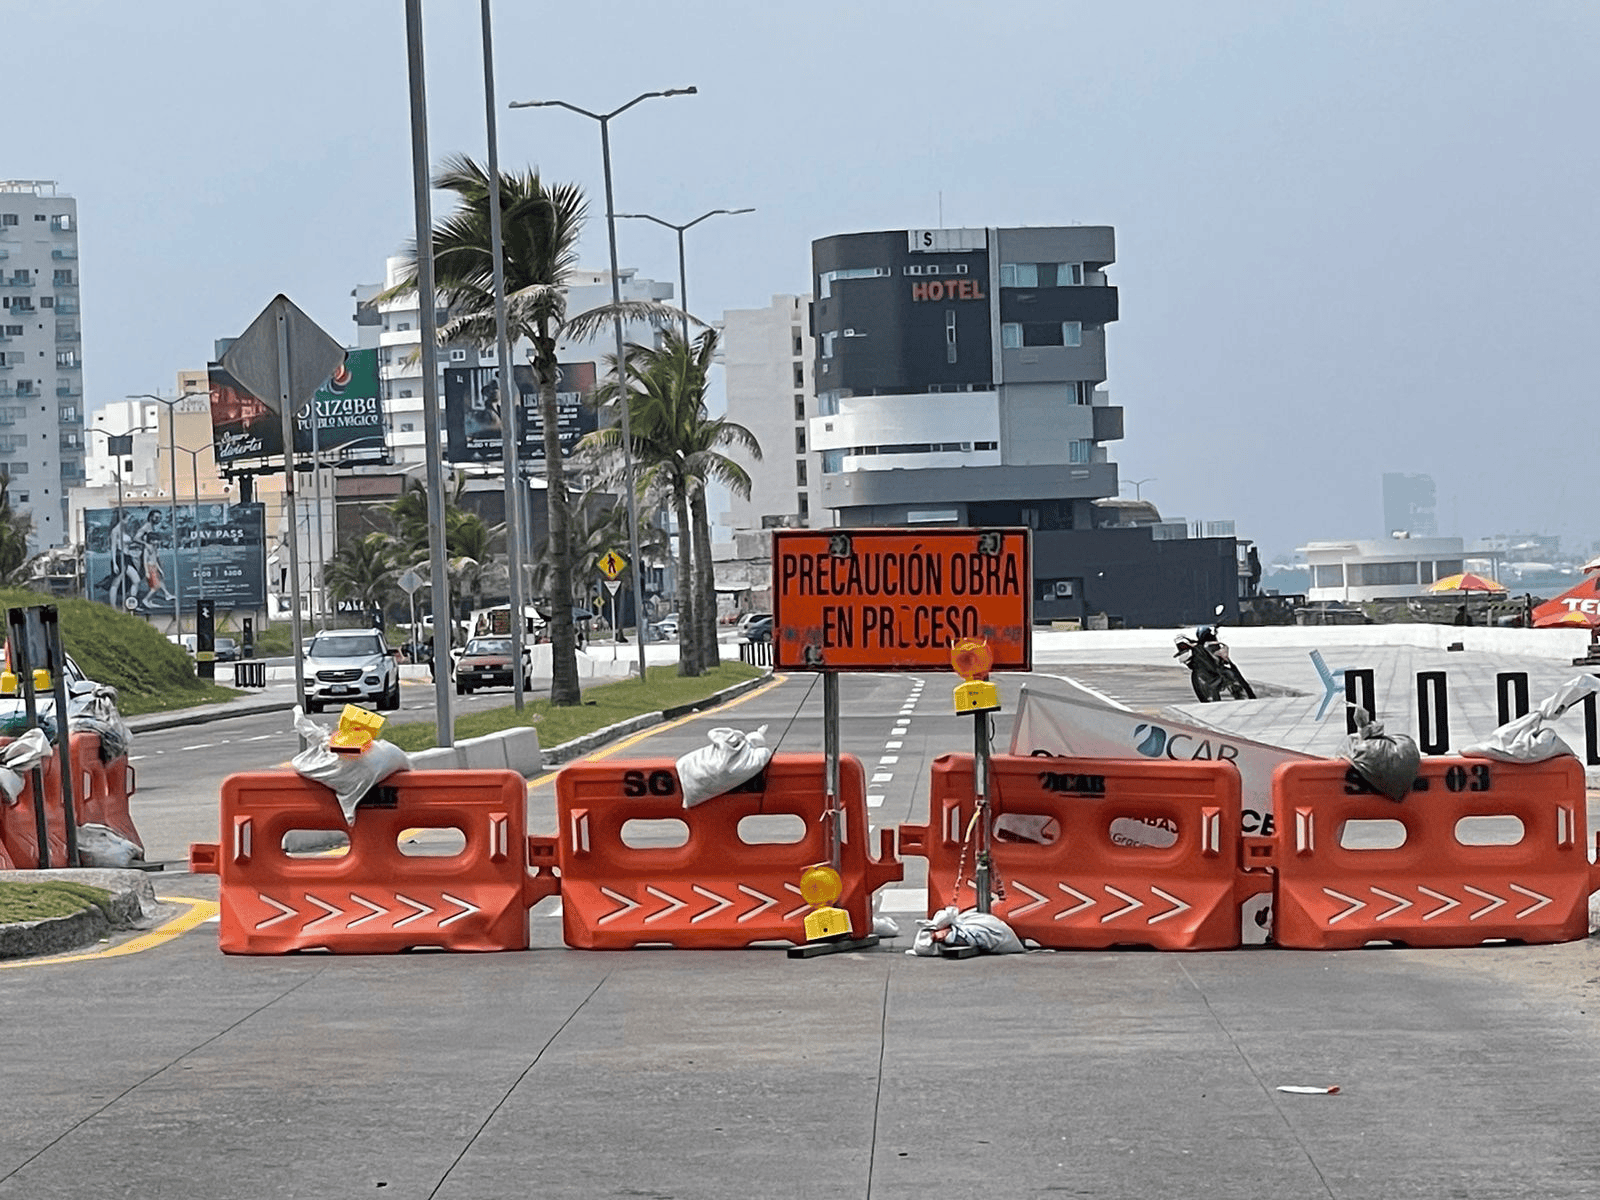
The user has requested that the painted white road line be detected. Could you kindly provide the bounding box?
[885,740,903,749]
[871,772,893,784]
[182,744,218,752]
[868,794,885,808]
[879,755,899,764]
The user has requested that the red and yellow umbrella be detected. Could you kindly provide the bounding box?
[1533,607,1600,630]
[1428,572,1507,594]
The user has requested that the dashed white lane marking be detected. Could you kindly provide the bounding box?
[130,755,147,762]
[182,744,218,752]
[868,794,885,808]
[879,756,899,765]
[871,772,893,784]
[244,734,275,742]
[885,740,903,749]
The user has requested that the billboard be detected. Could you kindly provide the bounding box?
[443,361,597,464]
[85,502,267,613]
[209,348,387,468]
[771,527,1032,672]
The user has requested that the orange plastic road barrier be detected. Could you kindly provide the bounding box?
[1269,757,1595,949]
[191,769,530,954]
[554,754,902,950]
[70,733,142,850]
[899,753,1249,951]
[0,742,68,870]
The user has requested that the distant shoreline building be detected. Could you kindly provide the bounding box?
[1381,472,1436,539]
[0,180,85,548]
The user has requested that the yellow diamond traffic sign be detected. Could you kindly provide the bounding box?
[598,549,627,581]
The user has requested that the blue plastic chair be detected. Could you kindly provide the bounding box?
[1309,649,1348,720]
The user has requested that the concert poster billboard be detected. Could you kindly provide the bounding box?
[209,348,387,468]
[84,502,267,613]
[443,361,597,464]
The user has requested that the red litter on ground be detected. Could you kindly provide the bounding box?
[1277,1085,1341,1095]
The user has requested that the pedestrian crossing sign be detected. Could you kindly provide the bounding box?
[598,549,626,580]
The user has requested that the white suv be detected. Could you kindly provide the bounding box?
[302,629,400,713]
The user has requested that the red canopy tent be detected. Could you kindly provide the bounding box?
[1532,575,1600,628]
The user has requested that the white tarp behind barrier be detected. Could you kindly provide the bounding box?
[1009,682,1322,945]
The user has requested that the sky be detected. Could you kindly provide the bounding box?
[7,0,1598,563]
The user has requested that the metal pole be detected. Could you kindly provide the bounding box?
[405,0,454,747]
[8,607,48,869]
[42,607,77,867]
[166,400,181,638]
[598,118,649,682]
[310,393,324,631]
[275,314,307,719]
[973,710,993,915]
[192,451,202,618]
[480,0,524,710]
[824,671,841,870]
[676,226,689,346]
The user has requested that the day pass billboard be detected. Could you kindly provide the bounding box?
[771,528,1032,671]
[84,502,267,613]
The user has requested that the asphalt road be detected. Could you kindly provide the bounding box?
[9,664,1600,1198]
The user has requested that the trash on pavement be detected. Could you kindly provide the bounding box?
[1276,1085,1341,1095]
[76,821,143,868]
[675,725,771,808]
[1345,707,1420,802]
[908,906,1025,956]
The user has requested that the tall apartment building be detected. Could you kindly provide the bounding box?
[362,255,671,470]
[719,294,820,533]
[0,181,85,548]
[1381,472,1437,539]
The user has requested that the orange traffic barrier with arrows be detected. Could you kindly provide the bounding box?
[0,739,69,870]
[70,732,141,851]
[1267,756,1597,949]
[191,769,530,954]
[899,753,1252,951]
[554,753,902,950]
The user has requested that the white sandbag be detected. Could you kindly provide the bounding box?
[907,906,1025,956]
[289,707,412,825]
[1461,675,1600,764]
[77,822,143,868]
[675,725,771,808]
[0,727,51,805]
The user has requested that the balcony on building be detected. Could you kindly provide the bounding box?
[55,384,80,397]
[55,329,79,344]
[2,277,34,289]
[50,248,77,261]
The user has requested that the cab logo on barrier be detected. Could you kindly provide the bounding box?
[1133,722,1240,764]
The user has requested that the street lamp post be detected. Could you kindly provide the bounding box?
[615,208,754,343]
[127,392,204,635]
[173,442,217,615]
[510,86,698,682]
[1121,477,1157,502]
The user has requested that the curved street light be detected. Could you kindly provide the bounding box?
[125,391,206,635]
[614,208,754,342]
[509,86,698,679]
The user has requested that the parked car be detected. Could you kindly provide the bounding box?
[745,616,773,643]
[736,612,772,637]
[213,637,239,662]
[0,652,121,733]
[301,628,400,713]
[453,636,532,695]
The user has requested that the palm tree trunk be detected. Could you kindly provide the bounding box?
[672,484,699,676]
[536,324,580,706]
[689,485,718,673]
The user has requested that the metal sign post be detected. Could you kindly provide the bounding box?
[973,711,993,915]
[39,606,78,868]
[7,607,55,868]
[604,578,621,660]
[824,671,842,870]
[399,568,422,662]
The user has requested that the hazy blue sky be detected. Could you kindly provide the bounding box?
[8,1,1597,560]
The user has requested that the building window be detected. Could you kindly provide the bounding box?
[397,322,411,332]
[816,267,887,298]
[1001,262,1083,288]
[794,395,806,420]
[450,349,467,362]
[791,329,803,356]
[0,215,16,226]
[795,428,806,454]
[795,460,807,486]
[400,422,415,433]
[50,214,71,232]
[1311,565,1345,588]
[1000,263,1037,288]
[945,310,958,364]
[821,450,845,474]
[821,331,836,359]
[2,326,17,336]
[1057,263,1083,286]
[1433,559,1463,578]
[793,364,804,388]
[39,297,53,309]
[52,270,73,287]
[58,406,75,421]
[1001,323,1021,349]
[797,493,809,520]
[1068,440,1092,464]
[1062,321,1082,346]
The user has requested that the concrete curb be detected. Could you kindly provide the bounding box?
[0,868,160,961]
[539,673,772,766]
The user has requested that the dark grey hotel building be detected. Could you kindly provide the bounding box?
[809,225,1240,627]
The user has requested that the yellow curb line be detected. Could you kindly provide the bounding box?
[0,896,219,970]
[525,673,789,791]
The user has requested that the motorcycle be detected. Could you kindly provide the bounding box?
[1174,616,1256,703]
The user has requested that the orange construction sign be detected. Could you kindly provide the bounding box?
[771,528,1032,672]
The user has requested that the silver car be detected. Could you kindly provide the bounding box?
[302,629,400,713]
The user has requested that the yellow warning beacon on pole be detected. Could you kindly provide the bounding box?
[951,638,1000,715]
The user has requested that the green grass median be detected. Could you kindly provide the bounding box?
[0,881,114,924]
[384,662,768,753]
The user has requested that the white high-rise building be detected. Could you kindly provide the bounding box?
[361,255,672,470]
[0,181,84,548]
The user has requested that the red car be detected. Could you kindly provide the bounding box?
[452,637,532,694]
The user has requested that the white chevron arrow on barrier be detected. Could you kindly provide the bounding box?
[254,894,297,930]
[1008,881,1049,917]
[303,894,345,930]
[644,885,688,924]
[1101,885,1144,923]
[691,885,734,923]
[348,894,389,928]
[1509,883,1553,919]
[1464,885,1506,921]
[439,893,481,927]
[394,894,435,928]
[1323,888,1366,925]
[597,886,641,925]
[1371,887,1413,922]
[1147,886,1191,925]
[1054,883,1096,920]
[737,885,778,922]
[1418,886,1459,921]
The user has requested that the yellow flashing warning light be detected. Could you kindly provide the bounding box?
[32,669,50,692]
[0,670,14,697]
[797,863,853,942]
[329,704,386,755]
[951,637,1000,715]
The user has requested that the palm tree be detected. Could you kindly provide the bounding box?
[323,532,398,621]
[382,155,674,705]
[588,329,760,673]
[529,489,668,638]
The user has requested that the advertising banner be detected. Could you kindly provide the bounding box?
[209,348,387,467]
[85,502,267,612]
[770,527,1032,671]
[443,361,597,464]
